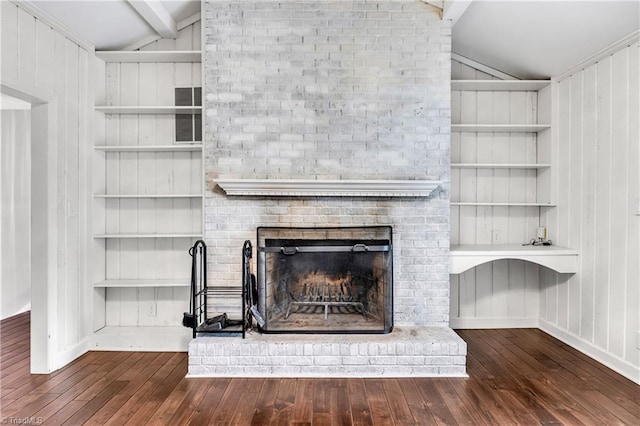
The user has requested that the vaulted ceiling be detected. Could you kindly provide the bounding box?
[28,0,640,79]
[452,0,639,79]
[30,0,200,50]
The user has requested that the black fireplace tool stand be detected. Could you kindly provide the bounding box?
[186,240,254,339]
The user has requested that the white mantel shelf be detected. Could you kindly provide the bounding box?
[215,179,442,197]
[450,244,579,274]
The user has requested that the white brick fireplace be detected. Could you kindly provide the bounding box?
[188,0,467,377]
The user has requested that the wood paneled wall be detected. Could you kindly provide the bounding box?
[1,1,93,367]
[449,60,542,328]
[539,42,639,379]
[1,109,31,320]
[96,23,202,328]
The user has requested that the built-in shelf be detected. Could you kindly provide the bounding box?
[92,44,204,352]
[451,202,556,207]
[215,179,442,197]
[94,194,202,199]
[452,124,551,133]
[95,144,202,152]
[452,80,551,91]
[94,233,202,239]
[95,106,202,114]
[93,279,190,288]
[96,50,201,63]
[92,326,191,351]
[451,163,551,169]
[450,244,579,274]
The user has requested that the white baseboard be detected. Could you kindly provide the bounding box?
[450,317,539,329]
[539,320,640,385]
[53,337,91,372]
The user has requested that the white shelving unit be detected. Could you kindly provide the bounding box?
[94,279,190,288]
[96,50,201,63]
[95,105,202,114]
[450,78,576,271]
[92,31,203,351]
[95,144,202,152]
[451,202,556,207]
[452,124,550,133]
[94,194,202,198]
[95,233,202,239]
[451,163,551,169]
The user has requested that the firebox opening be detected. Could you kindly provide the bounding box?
[257,227,393,334]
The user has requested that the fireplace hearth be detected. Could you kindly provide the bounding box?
[256,227,393,334]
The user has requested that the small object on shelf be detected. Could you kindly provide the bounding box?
[522,239,552,246]
[523,227,552,246]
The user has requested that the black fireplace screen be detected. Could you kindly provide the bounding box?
[256,226,393,334]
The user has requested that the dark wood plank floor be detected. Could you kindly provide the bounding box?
[1,312,638,425]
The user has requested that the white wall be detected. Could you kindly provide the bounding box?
[1,0,93,371]
[1,107,31,320]
[540,41,639,381]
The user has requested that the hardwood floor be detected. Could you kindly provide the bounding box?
[1,312,638,425]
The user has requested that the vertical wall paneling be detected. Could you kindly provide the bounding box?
[1,109,31,320]
[539,42,640,382]
[35,20,53,91]
[17,7,36,85]
[1,2,19,82]
[624,42,639,365]
[568,72,583,336]
[580,64,597,344]
[2,1,93,370]
[450,60,544,327]
[66,38,81,349]
[608,48,629,358]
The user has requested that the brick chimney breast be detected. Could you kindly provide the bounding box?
[204,0,452,327]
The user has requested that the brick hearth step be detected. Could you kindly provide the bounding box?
[187,326,466,378]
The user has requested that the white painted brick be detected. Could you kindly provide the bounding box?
[340,356,369,366]
[314,356,342,366]
[204,1,453,328]
[203,356,230,366]
[287,356,314,366]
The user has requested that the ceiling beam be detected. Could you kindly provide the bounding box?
[443,0,473,26]
[127,0,177,39]
[123,12,201,51]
